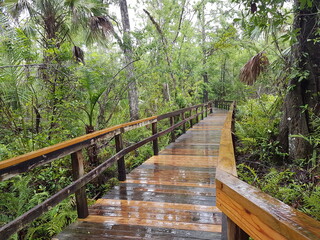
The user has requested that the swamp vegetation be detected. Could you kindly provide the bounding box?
[0,0,319,239]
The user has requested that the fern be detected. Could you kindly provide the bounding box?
[237,163,260,186]
[302,186,320,220]
[25,197,77,240]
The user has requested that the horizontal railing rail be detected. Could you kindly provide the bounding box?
[0,101,214,239]
[215,102,320,240]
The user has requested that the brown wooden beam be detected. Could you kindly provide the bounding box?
[181,112,186,133]
[170,117,175,142]
[115,133,126,181]
[71,150,89,219]
[151,122,159,155]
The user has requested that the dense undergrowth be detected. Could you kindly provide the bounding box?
[235,95,320,221]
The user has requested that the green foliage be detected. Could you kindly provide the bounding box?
[302,186,320,220]
[24,197,77,240]
[236,94,286,163]
[238,165,320,220]
[237,163,260,185]
[0,176,76,240]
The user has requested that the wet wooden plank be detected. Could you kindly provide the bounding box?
[94,199,220,212]
[55,222,221,240]
[136,164,217,171]
[101,191,216,206]
[88,207,221,225]
[123,179,216,188]
[159,148,219,156]
[115,183,216,194]
[144,155,218,168]
[79,215,221,232]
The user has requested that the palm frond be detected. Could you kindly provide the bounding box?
[90,16,113,37]
[72,45,85,64]
[239,51,269,85]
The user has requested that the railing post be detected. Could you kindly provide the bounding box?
[181,112,186,133]
[152,122,159,155]
[201,105,204,120]
[189,109,193,127]
[196,107,199,123]
[71,150,88,219]
[205,104,208,117]
[170,116,175,142]
[226,217,250,240]
[115,133,126,181]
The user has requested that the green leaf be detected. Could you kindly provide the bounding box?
[300,0,307,8]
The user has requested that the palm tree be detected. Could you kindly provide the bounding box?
[4,0,107,134]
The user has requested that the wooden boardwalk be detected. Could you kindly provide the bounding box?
[54,109,228,240]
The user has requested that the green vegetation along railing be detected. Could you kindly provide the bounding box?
[216,102,320,240]
[0,101,218,239]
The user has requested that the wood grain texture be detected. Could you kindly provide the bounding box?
[216,103,237,176]
[216,171,320,240]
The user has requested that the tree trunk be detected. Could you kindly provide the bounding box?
[85,125,98,166]
[279,0,320,160]
[201,2,209,103]
[119,0,139,121]
[203,72,209,103]
[162,83,171,102]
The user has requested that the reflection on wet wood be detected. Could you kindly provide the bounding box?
[79,215,221,232]
[54,109,228,239]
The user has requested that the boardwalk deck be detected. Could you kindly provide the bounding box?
[54,109,228,240]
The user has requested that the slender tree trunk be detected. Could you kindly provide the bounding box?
[119,0,139,121]
[201,3,209,103]
[162,83,171,102]
[220,58,227,98]
[202,72,209,102]
[278,0,320,160]
[85,125,98,166]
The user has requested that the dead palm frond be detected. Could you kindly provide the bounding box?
[239,51,269,85]
[72,46,84,64]
[90,16,114,37]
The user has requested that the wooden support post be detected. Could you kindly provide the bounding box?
[189,110,193,127]
[170,116,175,142]
[196,108,199,123]
[227,217,250,240]
[115,133,126,181]
[152,122,159,155]
[181,112,186,133]
[71,150,89,219]
[201,105,204,120]
[205,105,208,117]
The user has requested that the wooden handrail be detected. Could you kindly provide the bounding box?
[217,102,237,176]
[215,102,320,240]
[0,101,213,239]
[0,103,210,181]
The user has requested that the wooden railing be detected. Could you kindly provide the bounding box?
[0,102,214,239]
[216,102,320,240]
